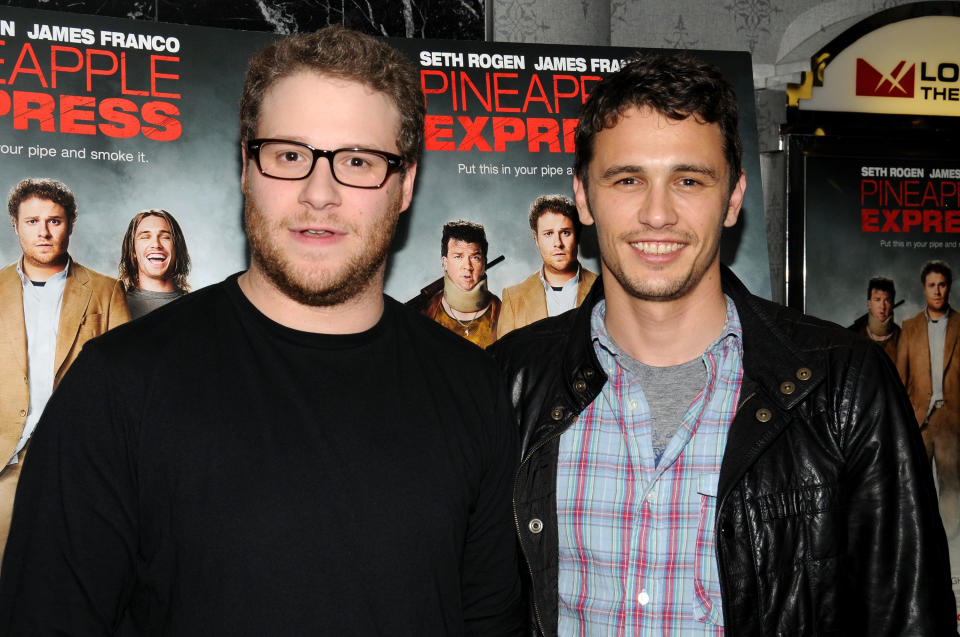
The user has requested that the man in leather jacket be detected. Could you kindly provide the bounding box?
[490,52,956,636]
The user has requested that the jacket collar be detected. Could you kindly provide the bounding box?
[563,265,825,411]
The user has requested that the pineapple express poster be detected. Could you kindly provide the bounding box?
[0,5,768,302]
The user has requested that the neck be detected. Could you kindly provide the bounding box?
[21,255,67,282]
[138,277,176,293]
[928,305,949,320]
[542,263,577,287]
[443,274,491,319]
[601,263,727,366]
[238,265,385,334]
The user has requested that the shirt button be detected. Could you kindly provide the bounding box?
[637,589,650,605]
[528,518,543,534]
[646,491,656,503]
[630,400,639,411]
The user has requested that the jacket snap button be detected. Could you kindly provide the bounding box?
[584,368,595,379]
[18,409,26,418]
[796,367,812,381]
[755,408,772,423]
[528,518,543,534]
[574,380,587,392]
[779,381,796,395]
[551,407,564,421]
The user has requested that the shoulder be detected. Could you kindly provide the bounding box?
[389,296,505,389]
[69,262,121,292]
[90,279,229,359]
[490,303,578,372]
[900,312,927,335]
[580,267,598,285]
[503,273,541,299]
[0,262,18,287]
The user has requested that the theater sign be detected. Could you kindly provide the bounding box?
[798,12,960,116]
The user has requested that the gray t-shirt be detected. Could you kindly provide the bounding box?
[602,338,706,465]
[125,288,185,320]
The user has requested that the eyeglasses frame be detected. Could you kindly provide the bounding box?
[246,138,405,189]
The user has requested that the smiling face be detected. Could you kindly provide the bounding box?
[15,196,71,280]
[442,239,485,292]
[535,211,578,280]
[241,71,416,307]
[133,214,175,291]
[573,106,745,305]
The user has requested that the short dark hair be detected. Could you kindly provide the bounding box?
[921,260,952,289]
[441,220,487,261]
[528,194,581,237]
[239,25,425,166]
[118,209,191,293]
[8,177,78,227]
[867,276,895,301]
[574,52,742,193]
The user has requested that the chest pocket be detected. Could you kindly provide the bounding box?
[693,472,723,625]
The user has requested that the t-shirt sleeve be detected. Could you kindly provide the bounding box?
[460,373,526,636]
[0,343,139,634]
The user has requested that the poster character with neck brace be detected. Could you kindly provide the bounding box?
[855,275,900,361]
[421,220,501,348]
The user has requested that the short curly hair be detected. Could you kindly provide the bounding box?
[528,194,581,237]
[8,177,78,227]
[239,25,424,166]
[574,52,742,193]
[441,220,487,261]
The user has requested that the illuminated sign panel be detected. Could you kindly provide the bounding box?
[800,15,960,115]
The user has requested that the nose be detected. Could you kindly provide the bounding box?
[637,182,677,229]
[553,234,563,248]
[39,222,52,237]
[298,156,342,209]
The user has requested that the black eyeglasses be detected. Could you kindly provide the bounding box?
[246,139,404,189]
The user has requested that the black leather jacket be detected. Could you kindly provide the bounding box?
[491,267,956,636]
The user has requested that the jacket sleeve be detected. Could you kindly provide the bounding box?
[461,375,526,636]
[0,344,138,634]
[107,279,131,330]
[839,344,956,635]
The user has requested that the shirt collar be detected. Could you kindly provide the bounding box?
[591,295,743,363]
[17,255,71,287]
[539,263,580,293]
[925,307,951,323]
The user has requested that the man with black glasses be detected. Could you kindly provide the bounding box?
[0,27,524,636]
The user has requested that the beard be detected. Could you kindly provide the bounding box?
[590,200,725,303]
[244,191,401,307]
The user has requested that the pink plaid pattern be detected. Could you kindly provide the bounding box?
[556,298,743,636]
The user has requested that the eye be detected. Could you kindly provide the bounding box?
[615,176,639,186]
[337,151,385,173]
[678,177,701,187]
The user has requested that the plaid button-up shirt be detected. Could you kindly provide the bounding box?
[556,297,743,636]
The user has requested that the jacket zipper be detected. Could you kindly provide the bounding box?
[513,428,567,637]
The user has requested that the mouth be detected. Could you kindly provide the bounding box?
[630,240,685,255]
[146,252,168,265]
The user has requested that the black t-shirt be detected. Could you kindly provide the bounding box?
[0,275,523,636]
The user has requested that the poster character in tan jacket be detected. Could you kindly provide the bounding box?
[0,178,129,560]
[497,195,597,338]
[897,260,960,542]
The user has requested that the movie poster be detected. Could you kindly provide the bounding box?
[804,155,960,324]
[803,152,960,605]
[0,6,768,303]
